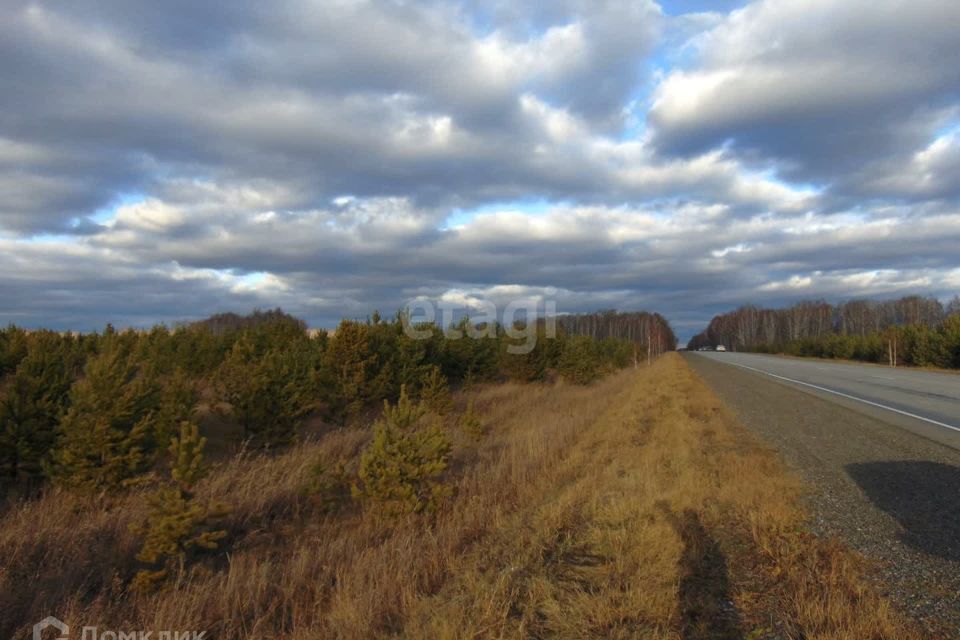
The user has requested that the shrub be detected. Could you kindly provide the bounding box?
[825,334,854,360]
[599,337,633,369]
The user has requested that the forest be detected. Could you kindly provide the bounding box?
[0,308,675,497]
[688,295,960,368]
[0,307,679,636]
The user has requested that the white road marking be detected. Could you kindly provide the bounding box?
[719,360,960,434]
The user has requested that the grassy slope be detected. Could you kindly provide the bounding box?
[2,354,911,638]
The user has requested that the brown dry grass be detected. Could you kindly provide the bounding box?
[1,354,914,639]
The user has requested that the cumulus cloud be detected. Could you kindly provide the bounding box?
[4,194,958,337]
[649,0,960,201]
[1,0,958,340]
[0,0,663,231]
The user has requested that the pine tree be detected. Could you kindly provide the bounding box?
[558,336,603,384]
[458,398,484,441]
[173,327,228,376]
[136,325,177,375]
[0,326,28,377]
[498,323,548,382]
[321,321,376,424]
[168,422,208,490]
[216,336,317,448]
[131,422,228,591]
[441,319,499,385]
[0,334,74,487]
[354,386,452,516]
[152,368,199,454]
[49,341,160,492]
[903,324,949,368]
[943,314,960,368]
[365,318,405,400]
[393,329,434,392]
[419,365,452,416]
[215,333,258,434]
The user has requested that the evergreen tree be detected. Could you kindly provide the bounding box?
[0,326,28,377]
[498,323,548,382]
[131,422,228,591]
[558,335,603,384]
[49,340,161,492]
[136,325,177,375]
[321,320,377,423]
[393,329,435,392]
[152,368,199,454]
[903,324,949,368]
[354,386,451,516]
[365,317,404,400]
[419,365,453,416]
[216,335,317,448]
[458,398,484,441]
[0,333,74,486]
[441,318,499,384]
[943,314,960,368]
[598,337,633,369]
[172,327,230,376]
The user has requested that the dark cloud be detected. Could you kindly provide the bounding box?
[0,0,667,232]
[5,197,958,340]
[1,0,958,341]
[649,0,960,202]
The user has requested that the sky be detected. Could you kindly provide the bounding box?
[1,0,959,341]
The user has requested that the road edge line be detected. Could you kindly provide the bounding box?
[720,360,960,434]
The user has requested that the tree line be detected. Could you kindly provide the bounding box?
[556,310,677,362]
[688,295,960,368]
[0,307,677,587]
[0,307,675,496]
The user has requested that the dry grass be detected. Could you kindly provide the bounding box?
[2,354,914,639]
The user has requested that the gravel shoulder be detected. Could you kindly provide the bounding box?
[685,353,960,638]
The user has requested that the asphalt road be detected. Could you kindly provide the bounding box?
[685,353,960,636]
[692,352,960,451]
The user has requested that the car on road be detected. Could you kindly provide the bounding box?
[715,345,726,352]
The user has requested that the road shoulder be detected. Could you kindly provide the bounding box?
[685,353,960,638]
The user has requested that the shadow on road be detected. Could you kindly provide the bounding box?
[662,506,743,640]
[846,461,960,562]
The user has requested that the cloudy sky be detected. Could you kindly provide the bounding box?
[2,0,959,341]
